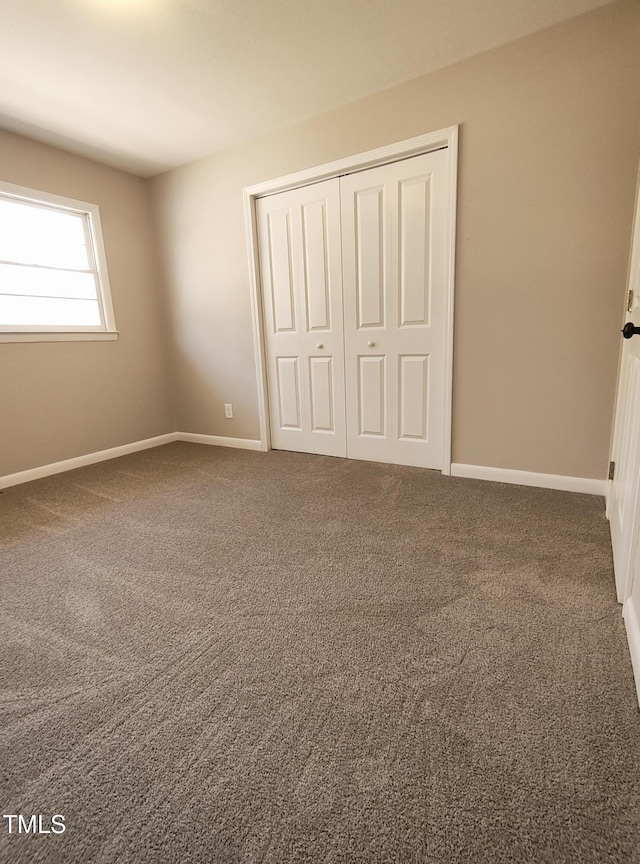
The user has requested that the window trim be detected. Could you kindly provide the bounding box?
[0,180,118,342]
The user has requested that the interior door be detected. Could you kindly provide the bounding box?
[609,171,640,603]
[340,149,449,469]
[257,179,346,457]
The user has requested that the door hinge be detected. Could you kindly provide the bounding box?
[628,290,634,313]
[609,461,616,481]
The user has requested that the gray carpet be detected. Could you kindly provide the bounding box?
[1,442,640,864]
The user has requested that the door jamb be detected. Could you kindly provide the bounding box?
[243,125,459,473]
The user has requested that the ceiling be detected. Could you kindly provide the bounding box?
[0,0,617,177]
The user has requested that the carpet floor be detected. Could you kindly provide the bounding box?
[1,442,640,863]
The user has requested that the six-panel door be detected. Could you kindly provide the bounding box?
[257,179,347,457]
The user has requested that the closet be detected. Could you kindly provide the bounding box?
[256,147,449,470]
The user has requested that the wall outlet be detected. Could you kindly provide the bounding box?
[224,403,233,419]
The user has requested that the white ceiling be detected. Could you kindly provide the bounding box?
[0,0,617,177]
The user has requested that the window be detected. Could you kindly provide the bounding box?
[0,181,117,342]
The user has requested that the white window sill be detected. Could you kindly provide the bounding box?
[0,331,119,343]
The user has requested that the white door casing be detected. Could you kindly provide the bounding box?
[256,179,346,457]
[341,149,448,469]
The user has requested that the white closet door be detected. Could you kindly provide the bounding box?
[257,179,346,457]
[340,149,449,469]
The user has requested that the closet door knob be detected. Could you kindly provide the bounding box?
[368,341,375,347]
[316,343,324,349]
[622,323,640,339]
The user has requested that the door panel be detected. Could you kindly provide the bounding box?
[267,210,296,333]
[399,354,429,440]
[342,149,448,468]
[399,176,431,326]
[275,356,301,430]
[358,355,385,437]
[257,179,346,457]
[355,187,385,328]
[308,356,335,433]
[302,200,331,331]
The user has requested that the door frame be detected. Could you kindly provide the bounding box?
[243,125,459,473]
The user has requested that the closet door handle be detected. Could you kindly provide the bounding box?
[316,343,324,349]
[368,341,375,347]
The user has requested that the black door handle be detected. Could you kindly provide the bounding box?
[622,322,640,339]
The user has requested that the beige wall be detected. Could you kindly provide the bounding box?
[151,0,640,480]
[0,131,173,476]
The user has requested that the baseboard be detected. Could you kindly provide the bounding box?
[0,433,178,490]
[623,597,640,707]
[0,431,269,490]
[176,432,263,451]
[450,463,607,496]
[2,442,605,494]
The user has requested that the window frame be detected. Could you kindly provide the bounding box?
[0,180,118,343]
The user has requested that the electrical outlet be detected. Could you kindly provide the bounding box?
[224,403,233,419]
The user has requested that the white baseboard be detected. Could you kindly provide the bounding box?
[450,463,607,496]
[0,433,178,490]
[1,441,607,494]
[176,432,263,451]
[0,431,265,490]
[623,597,640,707]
